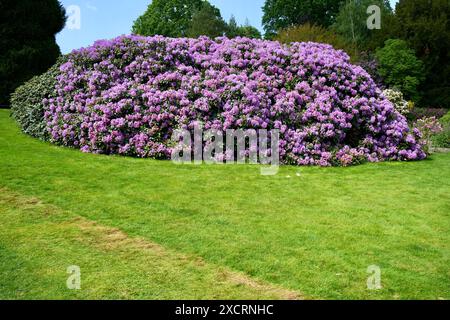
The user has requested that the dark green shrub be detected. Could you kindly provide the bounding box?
[10,61,62,140]
[422,87,450,109]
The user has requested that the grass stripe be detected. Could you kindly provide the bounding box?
[0,188,302,300]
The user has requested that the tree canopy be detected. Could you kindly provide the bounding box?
[187,2,227,38]
[262,0,344,38]
[227,17,262,39]
[132,0,204,37]
[0,0,66,106]
[332,0,393,52]
[376,39,424,102]
[133,1,261,40]
[392,0,450,107]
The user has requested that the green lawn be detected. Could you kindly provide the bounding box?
[0,109,449,300]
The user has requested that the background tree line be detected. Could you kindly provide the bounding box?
[262,0,449,107]
[1,0,448,109]
[132,0,261,39]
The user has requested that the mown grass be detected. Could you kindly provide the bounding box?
[0,109,449,300]
[0,189,298,300]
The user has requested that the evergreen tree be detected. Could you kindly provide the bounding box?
[0,0,66,106]
[226,17,262,39]
[237,19,262,39]
[227,15,240,38]
[186,2,227,38]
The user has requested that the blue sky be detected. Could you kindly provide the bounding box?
[57,0,399,54]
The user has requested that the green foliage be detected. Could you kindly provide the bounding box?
[275,23,357,60]
[392,0,450,108]
[376,39,424,101]
[432,130,450,148]
[226,17,262,39]
[226,16,240,38]
[332,0,393,52]
[262,0,344,38]
[440,111,450,125]
[132,0,204,37]
[10,61,63,140]
[235,25,262,39]
[433,111,450,148]
[186,2,227,38]
[133,1,261,40]
[0,0,66,106]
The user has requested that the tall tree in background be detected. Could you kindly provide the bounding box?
[0,0,66,106]
[235,19,262,39]
[227,16,262,39]
[132,0,204,37]
[262,0,344,38]
[227,16,240,38]
[392,0,450,107]
[186,2,227,38]
[333,0,393,53]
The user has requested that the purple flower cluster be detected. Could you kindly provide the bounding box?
[44,35,425,166]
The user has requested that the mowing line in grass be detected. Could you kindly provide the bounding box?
[0,187,303,300]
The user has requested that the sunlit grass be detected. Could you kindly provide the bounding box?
[0,109,449,299]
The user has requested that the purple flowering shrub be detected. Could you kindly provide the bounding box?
[44,35,425,166]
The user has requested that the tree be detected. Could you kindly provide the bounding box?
[227,16,240,38]
[226,17,262,39]
[332,0,393,54]
[0,0,66,106]
[132,0,204,37]
[376,39,424,102]
[186,2,227,38]
[262,0,344,38]
[392,0,450,107]
[236,19,262,39]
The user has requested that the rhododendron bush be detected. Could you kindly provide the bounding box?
[40,35,425,166]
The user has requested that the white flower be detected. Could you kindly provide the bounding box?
[383,89,410,116]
